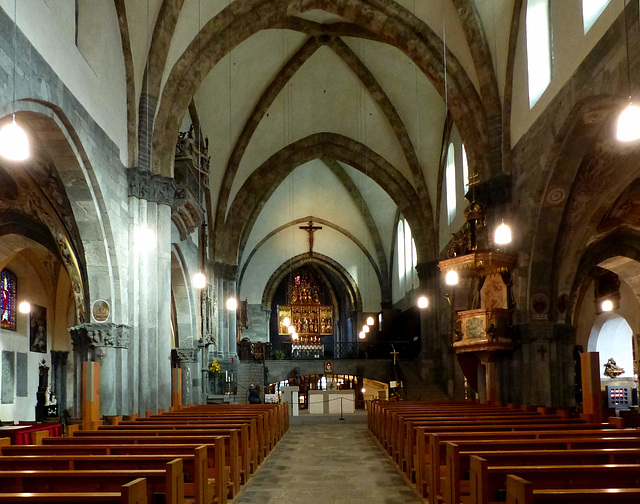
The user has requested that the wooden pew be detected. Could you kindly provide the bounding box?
[0,460,182,503]
[0,477,147,504]
[443,444,640,504]
[470,456,640,504]
[399,416,590,476]
[506,474,640,504]
[419,428,640,499]
[63,429,241,496]
[2,442,226,504]
[0,449,221,504]
[99,422,254,480]
[115,418,259,472]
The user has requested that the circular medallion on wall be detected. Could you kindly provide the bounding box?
[546,187,566,206]
[530,293,550,320]
[92,299,110,322]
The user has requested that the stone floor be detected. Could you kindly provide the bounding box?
[233,412,424,504]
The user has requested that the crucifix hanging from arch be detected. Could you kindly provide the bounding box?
[299,220,322,256]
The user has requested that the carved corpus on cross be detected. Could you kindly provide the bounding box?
[299,220,322,256]
[390,345,400,366]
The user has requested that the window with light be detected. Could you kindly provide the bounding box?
[582,0,611,34]
[1,268,17,331]
[446,143,456,224]
[526,0,552,107]
[395,217,418,295]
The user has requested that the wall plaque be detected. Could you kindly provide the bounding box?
[16,352,27,397]
[92,299,110,322]
[1,350,15,404]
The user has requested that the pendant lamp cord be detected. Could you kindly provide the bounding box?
[623,0,631,100]
[12,0,17,118]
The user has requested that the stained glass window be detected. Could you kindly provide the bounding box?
[1,268,17,331]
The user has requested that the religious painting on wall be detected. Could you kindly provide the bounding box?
[30,304,47,353]
[0,268,17,331]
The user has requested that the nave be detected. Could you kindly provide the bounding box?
[234,413,423,504]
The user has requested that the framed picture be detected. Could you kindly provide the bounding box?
[30,304,47,353]
[324,361,333,373]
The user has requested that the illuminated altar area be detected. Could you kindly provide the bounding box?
[278,272,334,358]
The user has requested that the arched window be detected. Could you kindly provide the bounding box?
[583,0,611,33]
[526,0,552,107]
[1,268,17,331]
[396,221,405,292]
[396,217,418,295]
[446,143,456,224]
[461,144,469,194]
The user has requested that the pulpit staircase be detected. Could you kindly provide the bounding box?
[236,360,266,404]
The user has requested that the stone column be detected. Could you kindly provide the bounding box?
[513,321,576,407]
[415,261,441,383]
[69,323,131,416]
[50,350,69,416]
[172,347,199,406]
[214,262,238,359]
[127,168,175,415]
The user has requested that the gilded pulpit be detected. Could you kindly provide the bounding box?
[439,202,516,403]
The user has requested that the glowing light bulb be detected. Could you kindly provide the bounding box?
[358,331,365,339]
[282,316,291,327]
[288,325,295,334]
[19,300,30,313]
[226,297,237,311]
[417,296,429,309]
[192,272,206,289]
[363,325,370,334]
[0,115,29,161]
[366,316,375,326]
[601,299,614,312]
[292,332,299,341]
[616,104,640,142]
[445,270,459,286]
[494,220,512,245]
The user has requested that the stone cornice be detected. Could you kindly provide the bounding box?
[128,167,176,206]
[69,323,132,349]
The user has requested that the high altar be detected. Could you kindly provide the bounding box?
[278,272,333,357]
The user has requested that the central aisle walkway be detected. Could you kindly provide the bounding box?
[234,412,424,504]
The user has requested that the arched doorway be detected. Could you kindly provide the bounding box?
[588,314,634,379]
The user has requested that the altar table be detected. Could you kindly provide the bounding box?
[0,422,62,445]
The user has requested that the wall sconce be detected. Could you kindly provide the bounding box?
[226,297,237,311]
[192,272,206,289]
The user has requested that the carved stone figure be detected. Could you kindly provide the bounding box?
[603,358,624,378]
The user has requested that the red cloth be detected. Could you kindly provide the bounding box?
[0,422,62,445]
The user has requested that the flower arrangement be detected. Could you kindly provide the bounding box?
[209,359,222,374]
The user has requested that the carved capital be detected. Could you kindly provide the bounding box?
[69,323,132,349]
[172,347,199,363]
[128,167,176,206]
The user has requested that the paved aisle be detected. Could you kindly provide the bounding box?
[234,414,424,504]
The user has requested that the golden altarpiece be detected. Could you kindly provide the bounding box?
[278,272,333,358]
